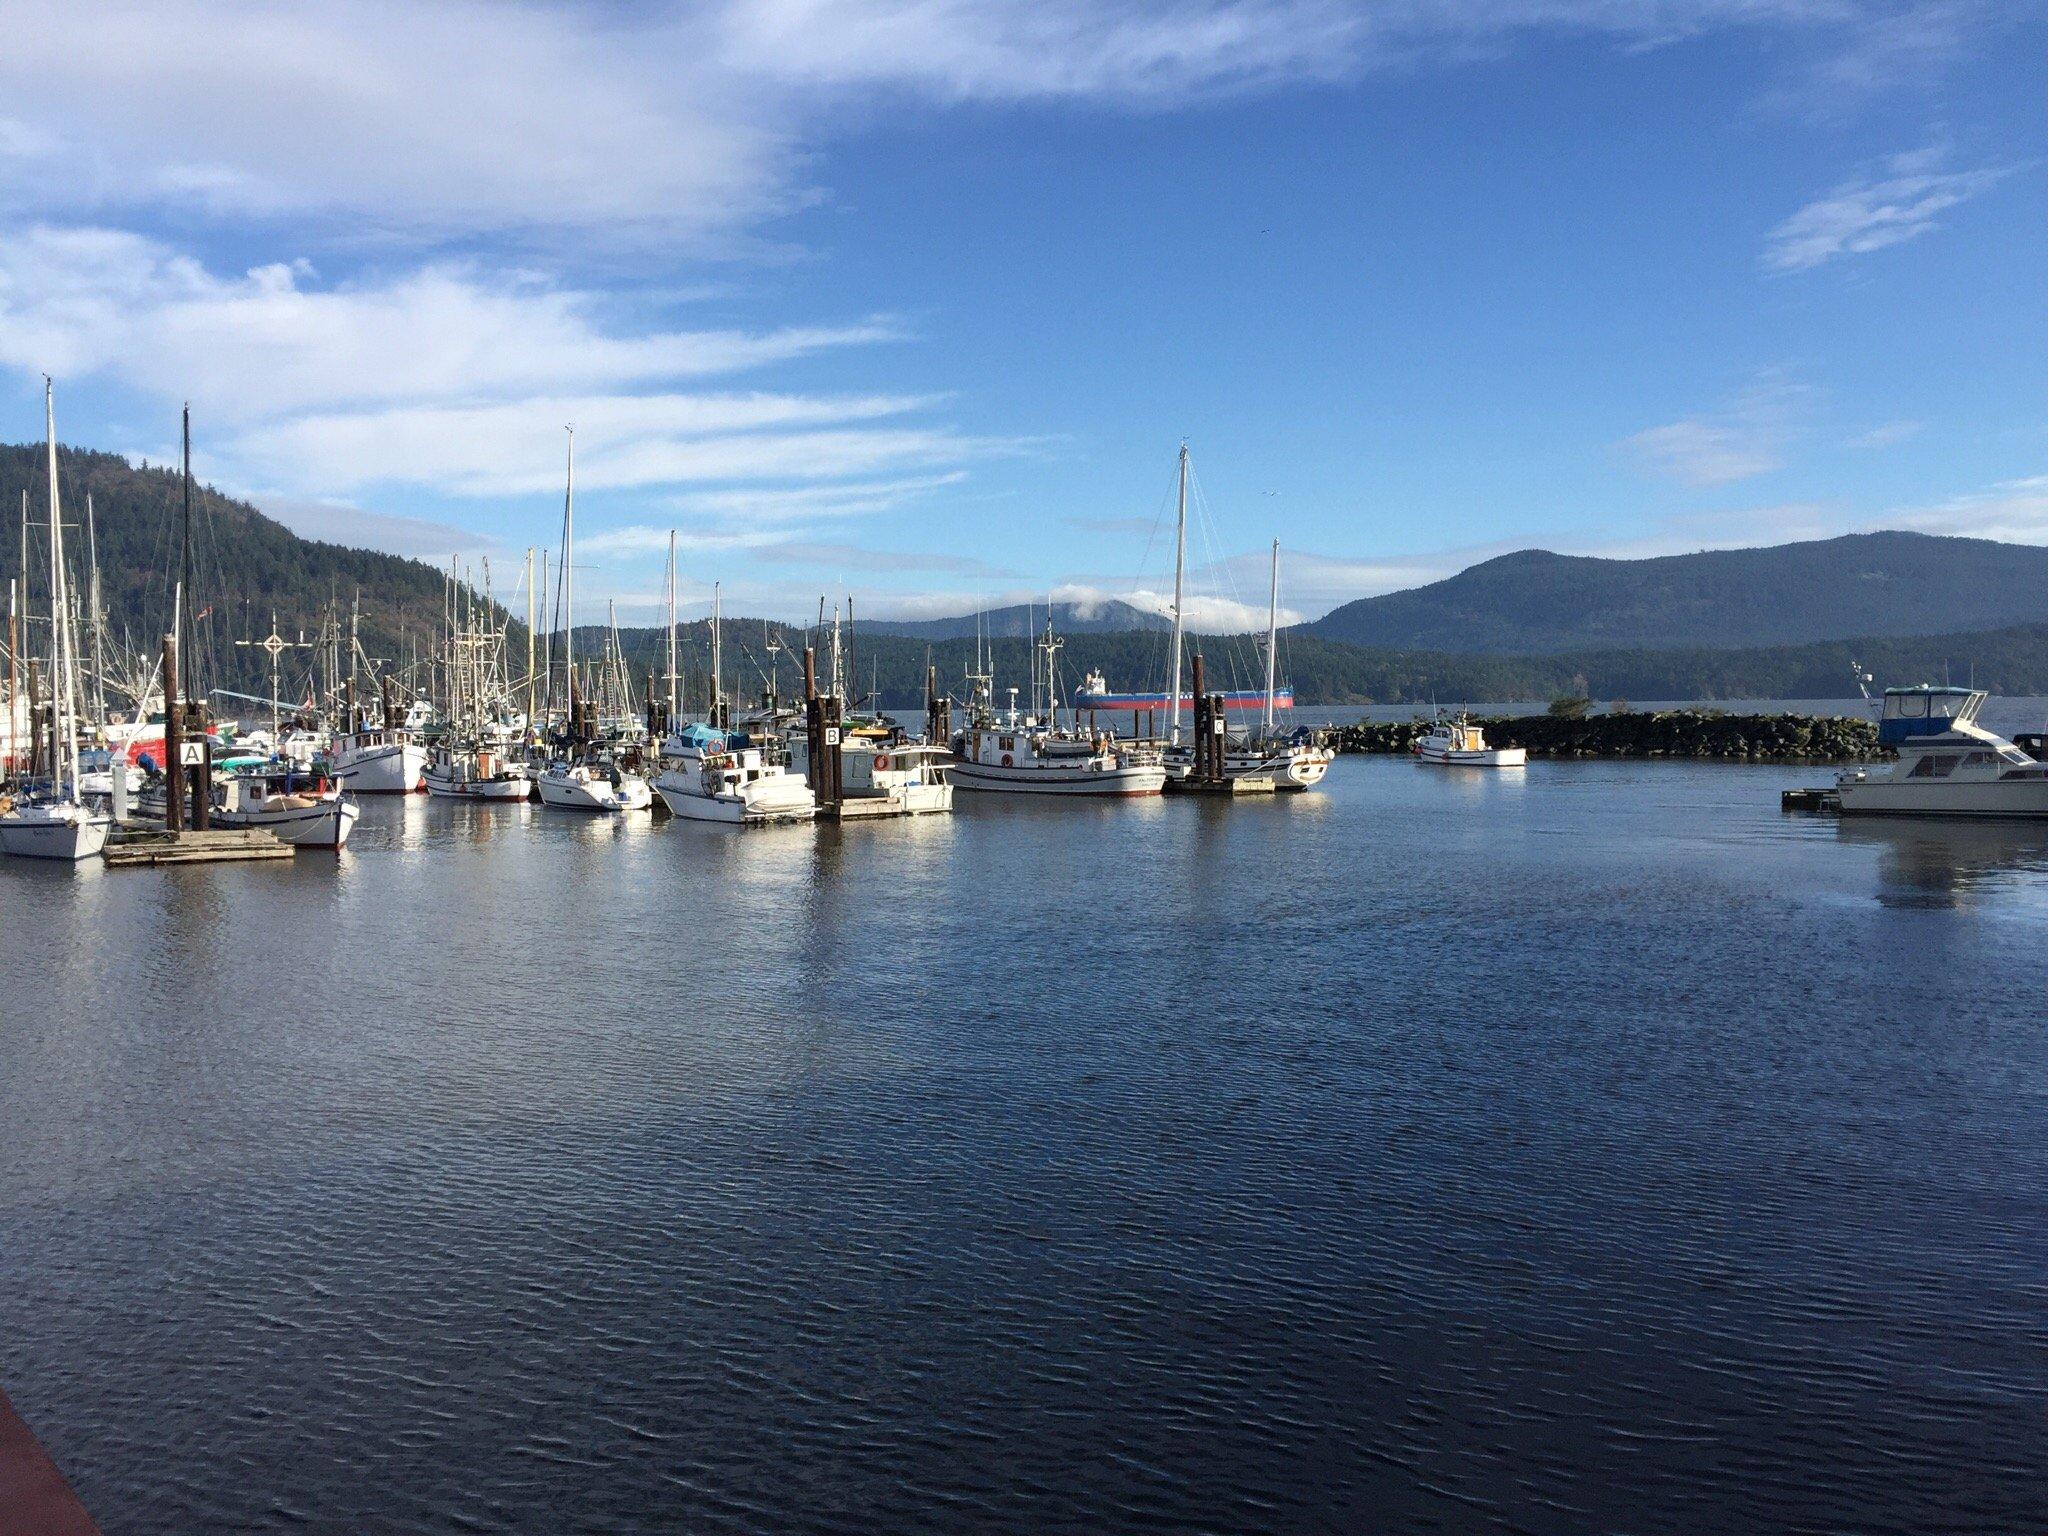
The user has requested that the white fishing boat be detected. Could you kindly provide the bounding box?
[788,731,954,815]
[0,381,111,862]
[424,742,532,800]
[655,722,816,824]
[213,769,359,848]
[1414,712,1526,767]
[332,724,427,794]
[1835,687,2048,818]
[950,616,1166,797]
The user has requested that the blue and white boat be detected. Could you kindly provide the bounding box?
[1836,686,2048,818]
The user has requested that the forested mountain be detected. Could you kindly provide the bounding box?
[0,443,470,699]
[1308,533,2048,655]
[860,599,1171,639]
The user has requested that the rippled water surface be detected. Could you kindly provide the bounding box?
[2,758,2044,1534]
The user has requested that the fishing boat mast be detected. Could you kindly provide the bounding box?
[710,581,723,726]
[1263,539,1280,737]
[1168,443,1189,744]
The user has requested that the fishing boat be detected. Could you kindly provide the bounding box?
[424,741,532,800]
[1835,686,2048,817]
[655,722,816,824]
[0,381,111,862]
[332,722,427,794]
[213,768,359,848]
[788,730,954,815]
[1415,712,1526,767]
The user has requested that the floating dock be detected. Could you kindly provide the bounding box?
[1164,772,1281,796]
[1781,787,1841,814]
[104,827,295,866]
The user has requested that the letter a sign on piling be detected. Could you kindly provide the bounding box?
[179,741,206,767]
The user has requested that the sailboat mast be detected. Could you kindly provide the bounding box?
[665,531,678,717]
[85,492,107,732]
[1168,443,1188,743]
[1263,539,1280,736]
[44,379,79,792]
[524,546,536,725]
[562,427,576,716]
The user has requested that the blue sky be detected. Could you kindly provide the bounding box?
[0,1,2041,627]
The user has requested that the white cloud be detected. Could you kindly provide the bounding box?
[0,227,902,421]
[1846,419,1923,449]
[1883,474,2048,543]
[1622,376,1809,486]
[0,2,1963,244]
[1763,146,2015,273]
[671,473,971,522]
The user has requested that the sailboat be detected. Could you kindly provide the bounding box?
[0,380,112,861]
[536,428,652,813]
[1161,541,1333,790]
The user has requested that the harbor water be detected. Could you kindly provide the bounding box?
[1,754,2043,1533]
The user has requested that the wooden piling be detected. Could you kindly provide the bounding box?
[162,633,183,835]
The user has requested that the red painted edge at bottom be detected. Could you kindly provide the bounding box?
[0,1389,101,1536]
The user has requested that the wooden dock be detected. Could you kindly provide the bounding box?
[0,1388,100,1536]
[104,828,294,866]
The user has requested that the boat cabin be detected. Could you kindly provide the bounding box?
[1876,686,1984,747]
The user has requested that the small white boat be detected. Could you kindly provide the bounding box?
[213,770,358,848]
[1414,713,1526,768]
[656,723,816,824]
[424,743,532,801]
[0,796,112,861]
[536,758,650,813]
[332,726,427,794]
[1836,686,2048,818]
[1165,733,1333,789]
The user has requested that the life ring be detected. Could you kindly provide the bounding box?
[875,753,890,771]
[1000,753,1014,768]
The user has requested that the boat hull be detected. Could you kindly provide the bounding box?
[654,774,816,824]
[536,775,621,812]
[334,742,427,794]
[0,805,112,861]
[950,760,1167,795]
[1417,746,1527,768]
[425,771,532,801]
[215,798,358,848]
[1837,777,2048,818]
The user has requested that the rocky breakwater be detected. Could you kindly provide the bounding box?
[1334,710,1880,761]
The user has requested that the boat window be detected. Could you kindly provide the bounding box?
[1907,754,1960,778]
[1929,695,1963,719]
[1897,694,1928,718]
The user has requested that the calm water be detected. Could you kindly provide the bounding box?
[1,759,2044,1535]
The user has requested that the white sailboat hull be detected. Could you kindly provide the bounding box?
[0,803,112,861]
[334,742,427,794]
[537,774,621,812]
[950,759,1167,795]
[654,772,816,824]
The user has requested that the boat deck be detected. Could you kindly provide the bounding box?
[0,1388,100,1536]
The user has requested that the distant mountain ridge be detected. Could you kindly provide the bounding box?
[1307,532,2048,654]
[860,599,1172,640]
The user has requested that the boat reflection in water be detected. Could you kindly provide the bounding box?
[1834,815,2048,910]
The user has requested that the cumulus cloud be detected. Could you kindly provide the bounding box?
[1763,145,2015,273]
[1883,474,2048,543]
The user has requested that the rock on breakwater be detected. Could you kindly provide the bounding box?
[1335,710,1880,761]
